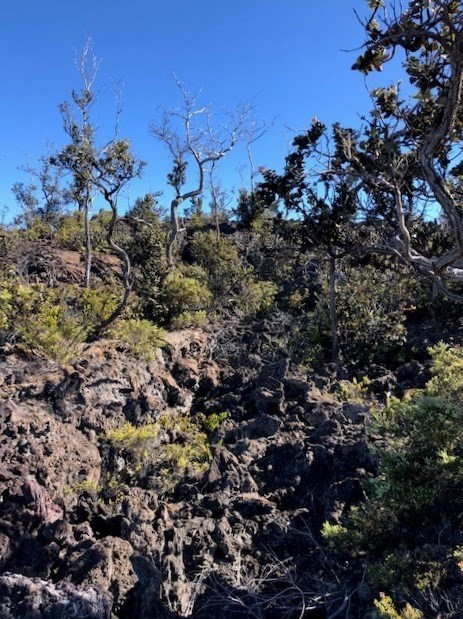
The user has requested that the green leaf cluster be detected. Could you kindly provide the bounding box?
[111,318,166,360]
[106,414,212,497]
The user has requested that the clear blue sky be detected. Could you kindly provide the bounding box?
[0,0,388,221]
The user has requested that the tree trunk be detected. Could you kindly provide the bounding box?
[90,201,132,338]
[167,198,181,270]
[83,194,92,288]
[329,254,339,364]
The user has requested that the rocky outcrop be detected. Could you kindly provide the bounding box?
[0,329,391,617]
[0,573,112,619]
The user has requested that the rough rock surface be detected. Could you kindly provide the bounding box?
[0,328,392,617]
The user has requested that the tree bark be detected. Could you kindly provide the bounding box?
[329,254,339,364]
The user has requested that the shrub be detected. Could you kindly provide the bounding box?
[334,376,370,403]
[236,279,277,318]
[19,302,86,363]
[79,286,121,328]
[325,350,463,615]
[199,411,228,435]
[190,231,244,299]
[426,342,463,404]
[373,594,423,619]
[311,261,418,364]
[234,189,266,231]
[161,266,212,325]
[111,319,166,360]
[55,212,84,251]
[106,414,212,497]
[122,195,167,320]
[170,309,208,330]
[0,277,87,361]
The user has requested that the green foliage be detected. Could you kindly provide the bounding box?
[79,286,120,327]
[235,189,267,230]
[161,265,212,326]
[111,319,166,360]
[170,309,208,330]
[89,210,113,251]
[0,274,154,362]
[0,277,87,361]
[334,376,371,403]
[199,411,228,434]
[326,345,463,614]
[368,396,463,513]
[55,212,84,250]
[426,342,463,404]
[106,414,212,496]
[20,217,54,241]
[310,260,418,364]
[236,279,277,318]
[367,549,444,595]
[0,285,14,331]
[373,594,422,619]
[321,521,350,549]
[190,230,244,299]
[19,300,86,363]
[0,282,87,362]
[123,194,167,320]
[335,263,410,363]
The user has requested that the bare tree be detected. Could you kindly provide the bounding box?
[151,78,251,269]
[208,160,233,240]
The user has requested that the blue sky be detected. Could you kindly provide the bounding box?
[0,0,387,220]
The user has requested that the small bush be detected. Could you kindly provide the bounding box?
[161,266,212,325]
[19,300,86,363]
[55,212,84,251]
[426,342,463,404]
[199,411,228,434]
[106,414,212,497]
[190,231,244,299]
[334,376,370,403]
[111,319,166,360]
[236,279,277,318]
[373,594,423,619]
[326,350,463,615]
[0,278,87,362]
[79,286,121,328]
[170,309,208,330]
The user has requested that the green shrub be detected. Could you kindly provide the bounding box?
[21,216,54,241]
[236,279,277,318]
[19,305,84,363]
[334,376,371,403]
[326,350,463,615]
[170,309,208,330]
[310,261,418,364]
[235,189,266,231]
[55,212,84,251]
[161,266,212,325]
[199,411,228,434]
[111,319,166,360]
[15,285,87,363]
[106,414,212,497]
[373,594,423,619]
[426,342,463,404]
[79,286,121,328]
[190,231,244,299]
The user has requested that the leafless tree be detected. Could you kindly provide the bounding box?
[151,78,252,269]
